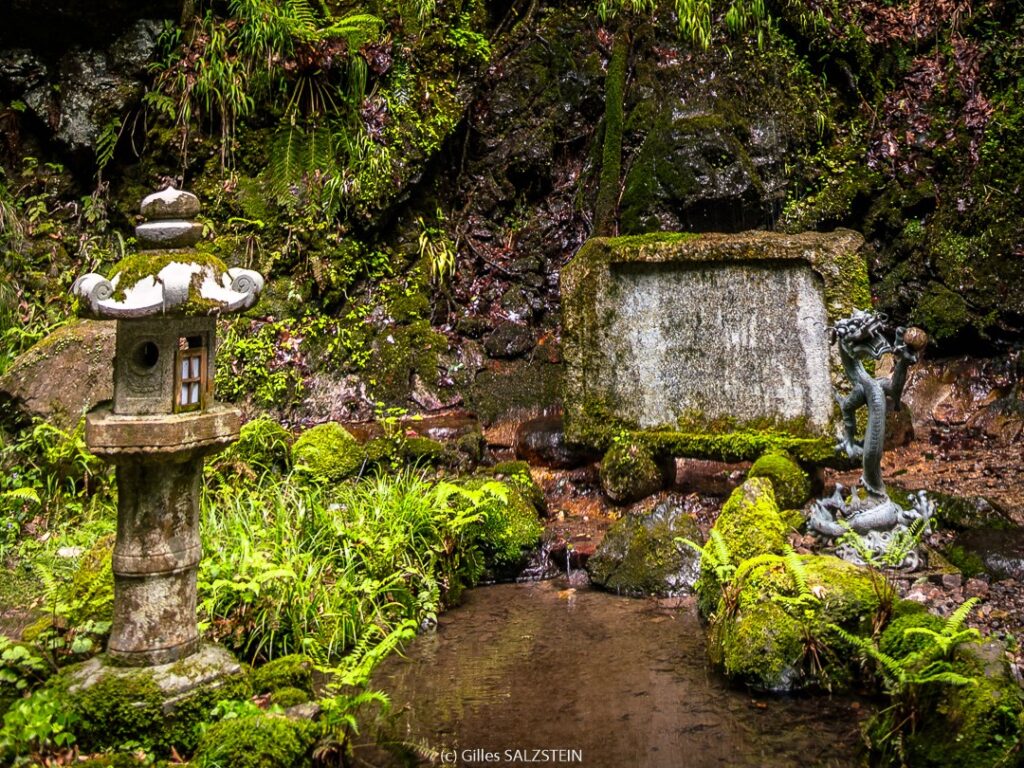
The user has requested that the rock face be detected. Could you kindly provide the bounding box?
[562,230,870,459]
[0,320,115,430]
[587,497,702,597]
[0,19,162,156]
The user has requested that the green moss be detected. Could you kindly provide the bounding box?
[709,554,886,691]
[104,251,230,315]
[912,282,972,342]
[711,599,804,691]
[251,654,314,696]
[485,461,545,512]
[269,686,309,708]
[61,666,251,755]
[748,450,811,509]
[587,506,702,597]
[696,478,786,617]
[879,612,946,660]
[943,544,986,579]
[474,484,543,569]
[366,320,446,405]
[192,713,316,768]
[868,644,1024,768]
[292,423,365,483]
[400,436,447,464]
[599,439,663,504]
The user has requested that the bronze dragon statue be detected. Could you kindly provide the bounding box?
[808,310,934,567]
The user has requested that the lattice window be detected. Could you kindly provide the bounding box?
[174,338,207,412]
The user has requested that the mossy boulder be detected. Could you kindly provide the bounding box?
[708,554,886,692]
[696,478,786,617]
[58,646,251,755]
[251,654,314,696]
[292,423,364,483]
[747,450,811,510]
[192,713,316,768]
[0,320,115,431]
[587,498,703,597]
[866,640,1024,768]
[599,440,663,505]
[474,484,544,579]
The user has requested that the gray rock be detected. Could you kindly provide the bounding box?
[135,220,204,249]
[587,497,702,597]
[0,320,115,430]
[484,321,535,359]
[140,187,201,220]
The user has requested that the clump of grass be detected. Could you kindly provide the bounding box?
[198,469,521,665]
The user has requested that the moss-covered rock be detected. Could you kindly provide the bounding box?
[599,440,663,505]
[474,484,544,576]
[400,436,447,465]
[708,554,886,691]
[0,320,115,431]
[696,477,787,616]
[866,640,1024,768]
[251,654,314,696]
[747,450,811,510]
[587,498,703,597]
[192,713,316,768]
[292,423,364,483]
[58,648,252,755]
[269,686,310,708]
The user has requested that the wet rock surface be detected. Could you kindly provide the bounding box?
[514,415,594,469]
[586,496,703,597]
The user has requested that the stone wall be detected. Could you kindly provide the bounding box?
[561,230,870,461]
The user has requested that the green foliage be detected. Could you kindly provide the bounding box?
[198,470,509,664]
[417,208,457,285]
[0,638,52,718]
[0,686,79,766]
[597,0,769,49]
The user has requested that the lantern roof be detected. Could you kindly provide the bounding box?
[71,186,264,319]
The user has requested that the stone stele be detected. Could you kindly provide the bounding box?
[561,230,870,461]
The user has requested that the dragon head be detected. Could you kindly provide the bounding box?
[831,310,893,360]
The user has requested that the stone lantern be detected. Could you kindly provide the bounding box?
[72,186,263,667]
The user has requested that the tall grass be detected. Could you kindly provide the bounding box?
[199,470,512,669]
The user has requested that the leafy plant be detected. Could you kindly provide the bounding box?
[0,686,79,766]
[417,208,457,285]
[832,599,984,760]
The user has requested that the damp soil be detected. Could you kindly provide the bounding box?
[372,580,866,768]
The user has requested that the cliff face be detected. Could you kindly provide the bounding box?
[0,1,1021,420]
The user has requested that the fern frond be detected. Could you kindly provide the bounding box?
[2,487,41,506]
[944,597,980,635]
[782,544,811,597]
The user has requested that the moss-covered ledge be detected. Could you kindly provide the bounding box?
[561,230,869,462]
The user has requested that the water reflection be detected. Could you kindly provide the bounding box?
[372,580,865,767]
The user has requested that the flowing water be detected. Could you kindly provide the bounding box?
[372,580,866,767]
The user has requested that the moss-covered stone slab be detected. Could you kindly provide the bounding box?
[561,230,870,461]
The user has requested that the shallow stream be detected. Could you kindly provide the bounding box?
[373,580,866,767]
